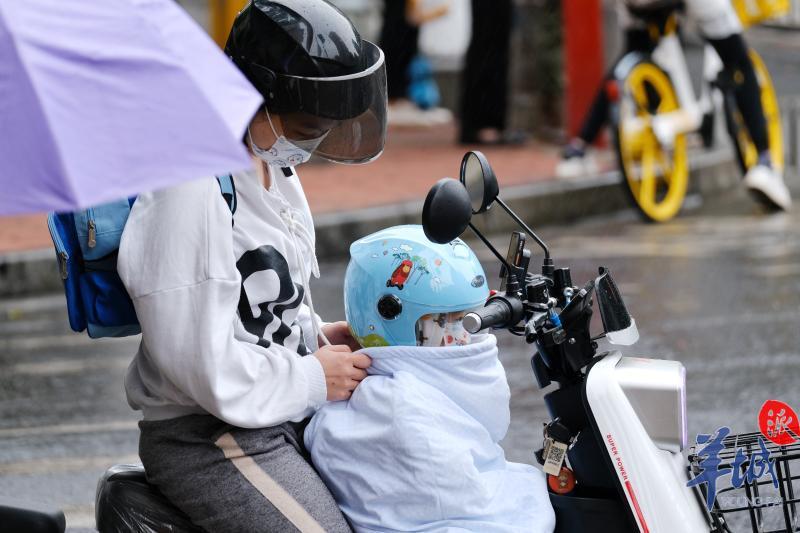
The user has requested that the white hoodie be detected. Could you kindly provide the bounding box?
[305,334,556,533]
[118,166,327,428]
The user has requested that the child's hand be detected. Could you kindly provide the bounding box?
[321,321,362,351]
[314,344,371,402]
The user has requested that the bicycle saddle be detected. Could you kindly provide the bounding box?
[627,0,684,22]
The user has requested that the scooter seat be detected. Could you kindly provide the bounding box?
[95,463,202,533]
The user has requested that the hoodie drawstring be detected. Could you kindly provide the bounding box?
[274,190,331,349]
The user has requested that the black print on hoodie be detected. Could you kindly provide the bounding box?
[236,245,309,355]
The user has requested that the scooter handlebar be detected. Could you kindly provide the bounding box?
[463,298,513,333]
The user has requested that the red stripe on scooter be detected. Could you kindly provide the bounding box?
[625,481,649,533]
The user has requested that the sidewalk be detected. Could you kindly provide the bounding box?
[0,123,569,254]
[0,122,737,296]
[300,124,567,213]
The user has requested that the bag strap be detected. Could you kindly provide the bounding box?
[216,174,237,215]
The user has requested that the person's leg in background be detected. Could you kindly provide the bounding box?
[459,0,514,144]
[381,0,451,127]
[689,0,791,209]
[707,35,768,155]
[556,27,652,178]
[379,0,419,102]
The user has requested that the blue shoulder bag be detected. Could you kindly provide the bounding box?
[47,176,237,338]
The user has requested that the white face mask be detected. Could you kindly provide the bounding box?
[416,312,472,347]
[442,318,471,346]
[249,109,328,167]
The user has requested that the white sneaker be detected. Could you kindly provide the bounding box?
[387,100,430,127]
[744,164,792,211]
[555,154,598,180]
[423,106,453,125]
[387,101,453,127]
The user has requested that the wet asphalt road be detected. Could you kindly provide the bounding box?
[1,185,799,531]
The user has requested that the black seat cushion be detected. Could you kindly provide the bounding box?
[95,464,202,533]
[0,498,65,533]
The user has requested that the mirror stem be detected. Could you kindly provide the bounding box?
[494,197,551,260]
[468,222,515,273]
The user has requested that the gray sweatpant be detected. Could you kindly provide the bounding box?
[138,414,352,533]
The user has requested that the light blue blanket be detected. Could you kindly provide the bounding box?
[305,334,555,533]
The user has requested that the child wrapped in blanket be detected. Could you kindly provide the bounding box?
[304,225,555,533]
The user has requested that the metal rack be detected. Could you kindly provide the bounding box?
[688,431,800,533]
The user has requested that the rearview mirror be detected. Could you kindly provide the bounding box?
[460,151,499,214]
[595,267,639,346]
[422,178,473,243]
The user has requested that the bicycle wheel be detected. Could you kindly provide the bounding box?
[724,49,783,175]
[612,61,689,222]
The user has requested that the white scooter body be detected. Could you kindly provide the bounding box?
[585,351,709,532]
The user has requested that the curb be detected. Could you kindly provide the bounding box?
[315,147,738,256]
[0,148,739,297]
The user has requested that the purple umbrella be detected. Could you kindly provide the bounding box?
[0,0,262,215]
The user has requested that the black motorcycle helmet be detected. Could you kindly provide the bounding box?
[226,0,387,164]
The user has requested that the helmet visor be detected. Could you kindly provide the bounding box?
[272,41,387,164]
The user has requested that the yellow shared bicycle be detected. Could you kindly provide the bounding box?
[610,0,787,222]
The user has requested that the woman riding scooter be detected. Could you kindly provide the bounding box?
[116,1,387,530]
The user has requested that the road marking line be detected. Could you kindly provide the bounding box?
[749,262,800,278]
[660,310,800,332]
[0,334,139,352]
[62,504,96,529]
[8,357,130,376]
[0,293,66,315]
[0,419,138,439]
[0,454,139,476]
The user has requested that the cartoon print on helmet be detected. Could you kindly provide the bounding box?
[387,259,414,290]
[358,333,390,347]
[386,246,435,290]
[349,323,388,348]
[450,241,470,258]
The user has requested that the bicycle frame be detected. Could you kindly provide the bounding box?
[621,32,725,149]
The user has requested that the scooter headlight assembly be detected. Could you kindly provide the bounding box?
[616,358,688,453]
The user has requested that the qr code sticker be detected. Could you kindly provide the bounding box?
[544,441,567,475]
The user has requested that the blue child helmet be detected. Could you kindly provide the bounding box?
[344,225,489,347]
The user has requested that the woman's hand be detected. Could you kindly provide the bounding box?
[321,321,362,351]
[314,344,372,401]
